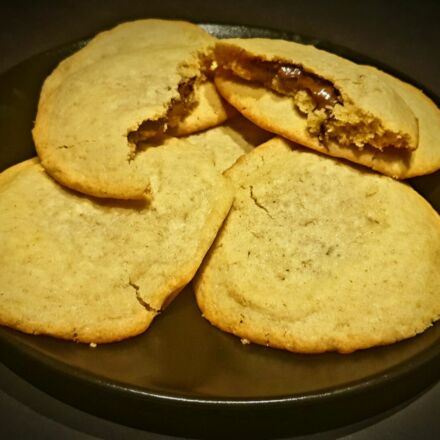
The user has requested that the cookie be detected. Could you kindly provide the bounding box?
[0,148,233,343]
[33,20,230,200]
[214,38,418,153]
[195,137,440,353]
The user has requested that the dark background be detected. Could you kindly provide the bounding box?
[1,0,439,97]
[1,1,440,439]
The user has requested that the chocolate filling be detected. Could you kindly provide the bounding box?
[128,119,166,144]
[221,56,411,150]
[128,77,197,146]
[167,79,197,132]
[235,59,341,109]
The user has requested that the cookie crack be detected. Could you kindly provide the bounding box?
[126,76,199,162]
[128,279,160,313]
[249,185,273,219]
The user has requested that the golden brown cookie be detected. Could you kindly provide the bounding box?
[195,137,440,354]
[33,20,231,200]
[0,150,233,343]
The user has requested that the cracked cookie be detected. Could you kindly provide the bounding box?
[213,38,431,178]
[194,137,440,353]
[33,19,232,200]
[0,148,233,343]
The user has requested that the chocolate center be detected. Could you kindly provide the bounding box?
[128,77,197,145]
[233,59,340,108]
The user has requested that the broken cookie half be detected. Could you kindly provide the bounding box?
[214,38,419,172]
[0,151,233,343]
[33,21,231,200]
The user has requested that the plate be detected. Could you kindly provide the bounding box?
[0,24,439,439]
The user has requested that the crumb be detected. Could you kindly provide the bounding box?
[240,338,251,345]
[89,342,97,348]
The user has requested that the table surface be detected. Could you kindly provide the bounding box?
[1,1,439,438]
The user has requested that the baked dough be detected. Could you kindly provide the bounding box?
[195,137,440,353]
[0,149,233,343]
[160,115,272,172]
[33,20,231,200]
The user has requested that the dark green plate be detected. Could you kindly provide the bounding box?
[0,24,439,439]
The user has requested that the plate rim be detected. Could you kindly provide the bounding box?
[1,321,440,405]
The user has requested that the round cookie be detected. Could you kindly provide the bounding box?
[195,137,440,353]
[0,149,233,343]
